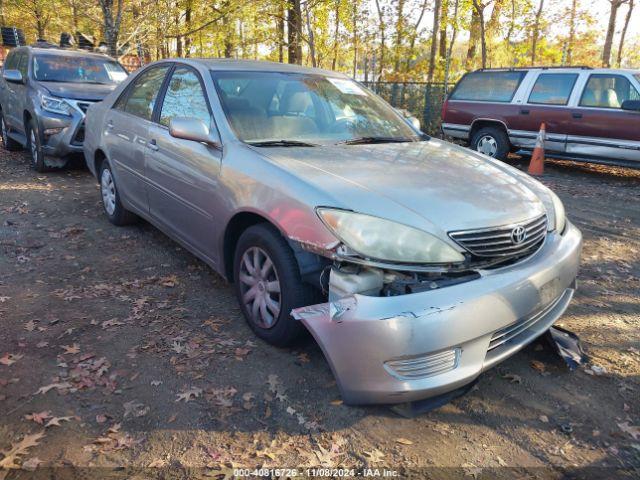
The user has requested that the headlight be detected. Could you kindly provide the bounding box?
[317,208,465,264]
[40,94,72,116]
[549,190,566,233]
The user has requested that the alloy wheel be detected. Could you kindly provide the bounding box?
[1,118,6,144]
[238,246,282,329]
[100,168,117,216]
[477,135,498,157]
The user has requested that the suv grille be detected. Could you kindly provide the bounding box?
[449,214,547,262]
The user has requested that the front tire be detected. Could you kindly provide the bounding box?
[99,160,138,226]
[233,224,318,347]
[27,119,48,172]
[470,126,510,161]
[1,113,22,151]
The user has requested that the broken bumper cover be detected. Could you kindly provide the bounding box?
[292,222,582,405]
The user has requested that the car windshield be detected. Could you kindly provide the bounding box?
[33,54,128,84]
[211,71,420,145]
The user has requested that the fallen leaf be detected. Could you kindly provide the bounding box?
[503,373,522,384]
[21,456,43,472]
[61,344,80,355]
[24,320,36,332]
[150,380,162,387]
[148,459,167,468]
[34,382,73,395]
[363,448,385,463]
[0,353,24,366]
[297,352,310,363]
[330,399,343,406]
[96,414,108,424]
[24,411,52,425]
[0,431,45,470]
[530,360,546,373]
[539,415,549,423]
[123,400,149,418]
[45,416,73,428]
[395,437,413,445]
[175,386,203,403]
[36,341,48,348]
[267,374,281,393]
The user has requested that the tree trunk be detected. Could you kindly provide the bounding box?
[602,0,625,67]
[443,0,459,91]
[406,0,429,73]
[427,0,441,82]
[287,0,302,64]
[471,0,487,69]
[486,0,505,58]
[98,0,124,58]
[305,1,317,67]
[331,0,340,70]
[616,0,634,67]
[184,1,192,57]
[564,0,577,64]
[531,0,544,65]
[439,0,448,60]
[374,0,385,80]
[393,0,405,74]
[277,2,285,63]
[352,1,358,77]
[465,6,481,69]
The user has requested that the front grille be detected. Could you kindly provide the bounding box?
[384,348,460,380]
[76,102,91,114]
[71,124,85,145]
[449,214,547,262]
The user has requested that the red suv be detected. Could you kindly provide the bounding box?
[442,67,640,168]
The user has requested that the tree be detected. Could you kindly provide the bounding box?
[427,0,441,82]
[564,0,578,65]
[602,0,629,68]
[97,0,124,57]
[616,0,634,67]
[531,0,544,65]
[471,0,489,69]
[287,0,303,64]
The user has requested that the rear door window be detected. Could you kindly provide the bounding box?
[528,73,578,105]
[579,74,640,109]
[450,71,526,103]
[120,65,170,120]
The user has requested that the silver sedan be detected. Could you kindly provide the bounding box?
[83,59,582,405]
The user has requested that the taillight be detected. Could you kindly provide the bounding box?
[441,98,449,120]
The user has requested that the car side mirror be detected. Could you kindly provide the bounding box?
[2,69,24,84]
[169,116,221,148]
[397,108,421,131]
[621,100,640,112]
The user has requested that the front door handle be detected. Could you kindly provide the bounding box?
[520,109,530,115]
[106,120,114,130]
[572,112,583,119]
[148,139,159,151]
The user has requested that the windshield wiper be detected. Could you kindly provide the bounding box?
[337,136,415,145]
[247,139,319,147]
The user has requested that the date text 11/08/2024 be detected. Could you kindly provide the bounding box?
[233,468,400,477]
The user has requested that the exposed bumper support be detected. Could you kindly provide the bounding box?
[292,222,582,405]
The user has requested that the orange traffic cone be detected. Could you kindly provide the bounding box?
[528,123,546,175]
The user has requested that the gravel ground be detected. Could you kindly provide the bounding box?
[0,146,639,480]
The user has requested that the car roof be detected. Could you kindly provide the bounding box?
[153,58,349,78]
[474,67,640,75]
[16,46,116,61]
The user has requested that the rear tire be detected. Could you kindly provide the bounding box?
[0,113,22,151]
[27,119,48,172]
[470,126,510,161]
[99,160,138,226]
[233,223,317,347]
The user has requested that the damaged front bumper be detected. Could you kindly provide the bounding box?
[292,222,582,405]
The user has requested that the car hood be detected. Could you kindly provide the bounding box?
[258,139,548,234]
[39,82,117,101]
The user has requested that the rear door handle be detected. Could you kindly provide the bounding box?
[106,120,114,130]
[520,109,530,115]
[148,139,159,151]
[572,112,583,119]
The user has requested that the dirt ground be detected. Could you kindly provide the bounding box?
[0,145,639,480]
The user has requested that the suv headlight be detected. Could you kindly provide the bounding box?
[40,94,73,116]
[317,208,465,264]
[549,190,566,233]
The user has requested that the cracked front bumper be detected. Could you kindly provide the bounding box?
[293,222,582,405]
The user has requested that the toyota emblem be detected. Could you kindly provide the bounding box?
[510,225,527,244]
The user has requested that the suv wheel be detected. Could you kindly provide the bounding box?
[1,114,21,151]
[233,224,318,347]
[26,119,48,172]
[99,160,138,226]
[470,126,510,161]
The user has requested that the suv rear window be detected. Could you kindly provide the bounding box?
[450,71,526,103]
[528,73,578,105]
